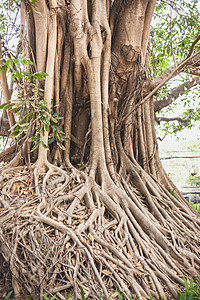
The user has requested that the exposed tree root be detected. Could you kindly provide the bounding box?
[0,164,199,300]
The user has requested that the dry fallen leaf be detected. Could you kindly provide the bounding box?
[110,291,118,299]
[66,242,71,249]
[72,257,76,265]
[136,264,144,271]
[89,233,94,242]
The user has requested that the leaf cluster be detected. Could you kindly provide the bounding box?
[151,0,200,77]
[0,83,69,152]
[0,54,48,82]
[177,277,200,299]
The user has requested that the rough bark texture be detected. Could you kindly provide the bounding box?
[0,1,200,300]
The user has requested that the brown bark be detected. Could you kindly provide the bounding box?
[0,42,15,129]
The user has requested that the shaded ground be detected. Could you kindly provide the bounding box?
[0,254,13,299]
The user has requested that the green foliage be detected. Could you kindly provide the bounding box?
[190,202,200,213]
[0,52,69,152]
[151,0,200,77]
[0,54,48,81]
[0,83,69,151]
[77,286,90,300]
[177,277,200,300]
[3,290,13,300]
[187,173,200,188]
[152,0,200,139]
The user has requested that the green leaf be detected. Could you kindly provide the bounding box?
[51,116,58,123]
[40,72,48,76]
[57,142,66,151]
[31,140,41,152]
[30,136,40,142]
[42,141,48,148]
[10,123,21,131]
[43,295,50,300]
[80,286,85,300]
[45,123,50,132]
[190,278,194,288]
[0,103,14,110]
[27,59,33,65]
[62,137,70,141]
[10,106,21,113]
[0,103,11,109]
[50,296,56,300]
[184,278,189,292]
[3,291,13,300]
[48,138,55,144]
[53,112,60,117]
[65,291,72,300]
[117,288,123,300]
[57,132,63,142]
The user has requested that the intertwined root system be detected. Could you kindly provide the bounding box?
[0,166,200,300]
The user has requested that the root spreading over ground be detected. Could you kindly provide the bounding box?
[0,163,199,300]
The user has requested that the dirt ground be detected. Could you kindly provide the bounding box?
[0,254,13,299]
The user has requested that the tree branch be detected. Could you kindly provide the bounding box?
[189,69,200,76]
[120,50,200,125]
[155,113,192,125]
[154,76,200,112]
[150,51,200,90]
[186,34,200,59]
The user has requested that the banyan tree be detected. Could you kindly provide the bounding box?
[0,0,200,299]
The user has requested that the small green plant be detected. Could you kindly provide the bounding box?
[170,188,176,196]
[42,291,72,300]
[3,290,13,300]
[0,84,69,152]
[190,202,200,213]
[0,55,69,151]
[177,278,200,300]
[43,295,57,300]
[77,286,90,300]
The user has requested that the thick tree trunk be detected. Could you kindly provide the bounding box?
[0,1,200,300]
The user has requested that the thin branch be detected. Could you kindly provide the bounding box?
[157,131,168,141]
[189,69,200,76]
[170,5,176,63]
[186,34,200,59]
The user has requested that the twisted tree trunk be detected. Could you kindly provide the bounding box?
[0,1,200,300]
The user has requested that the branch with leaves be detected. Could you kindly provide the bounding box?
[154,76,200,112]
